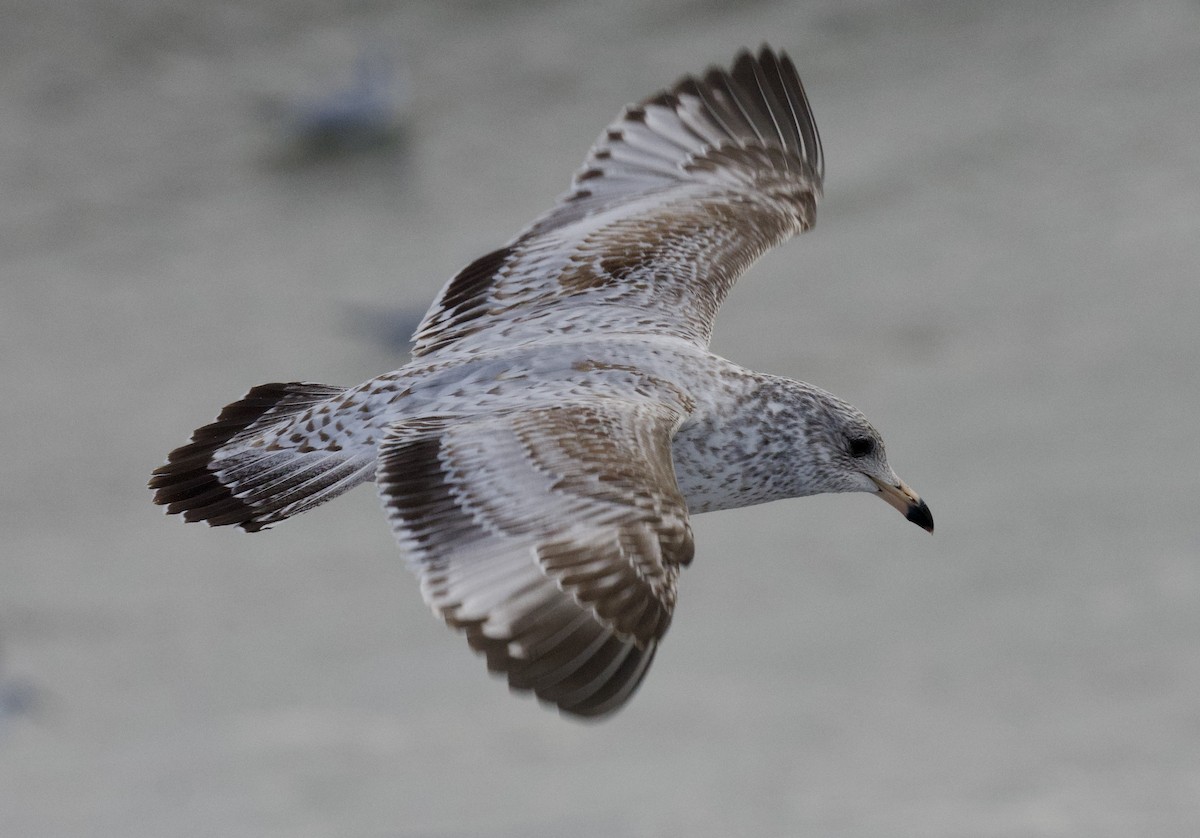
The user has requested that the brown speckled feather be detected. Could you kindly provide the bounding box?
[411,46,823,357]
[151,47,933,720]
[376,401,692,716]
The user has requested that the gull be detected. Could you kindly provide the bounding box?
[151,46,933,718]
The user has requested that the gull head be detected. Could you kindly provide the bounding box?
[792,385,934,533]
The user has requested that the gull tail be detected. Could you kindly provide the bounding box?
[150,382,375,532]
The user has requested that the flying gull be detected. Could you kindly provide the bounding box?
[151,46,933,718]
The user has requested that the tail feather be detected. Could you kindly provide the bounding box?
[150,382,374,532]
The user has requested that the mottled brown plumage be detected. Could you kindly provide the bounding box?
[151,47,931,719]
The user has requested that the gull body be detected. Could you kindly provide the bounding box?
[152,47,931,717]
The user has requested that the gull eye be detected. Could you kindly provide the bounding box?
[848,437,875,459]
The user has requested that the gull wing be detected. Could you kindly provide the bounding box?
[412,46,823,357]
[376,399,693,717]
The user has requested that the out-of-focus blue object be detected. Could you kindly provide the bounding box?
[0,637,40,733]
[264,49,410,164]
[344,302,425,356]
[0,681,38,719]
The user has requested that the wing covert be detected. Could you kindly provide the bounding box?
[376,400,694,717]
[412,46,823,357]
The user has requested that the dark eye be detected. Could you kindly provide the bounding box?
[848,437,875,458]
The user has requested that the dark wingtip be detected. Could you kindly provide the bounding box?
[149,382,344,532]
[907,499,934,533]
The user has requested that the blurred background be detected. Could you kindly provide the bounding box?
[2,1,1199,835]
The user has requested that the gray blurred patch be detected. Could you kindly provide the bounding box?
[259,48,411,167]
[343,302,426,356]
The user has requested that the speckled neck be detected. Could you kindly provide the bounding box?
[670,370,829,514]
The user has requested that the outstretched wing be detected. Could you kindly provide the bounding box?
[376,400,693,717]
[412,46,823,357]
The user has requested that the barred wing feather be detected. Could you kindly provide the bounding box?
[376,400,693,717]
[412,46,823,357]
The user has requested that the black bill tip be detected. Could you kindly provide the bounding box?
[906,499,934,533]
